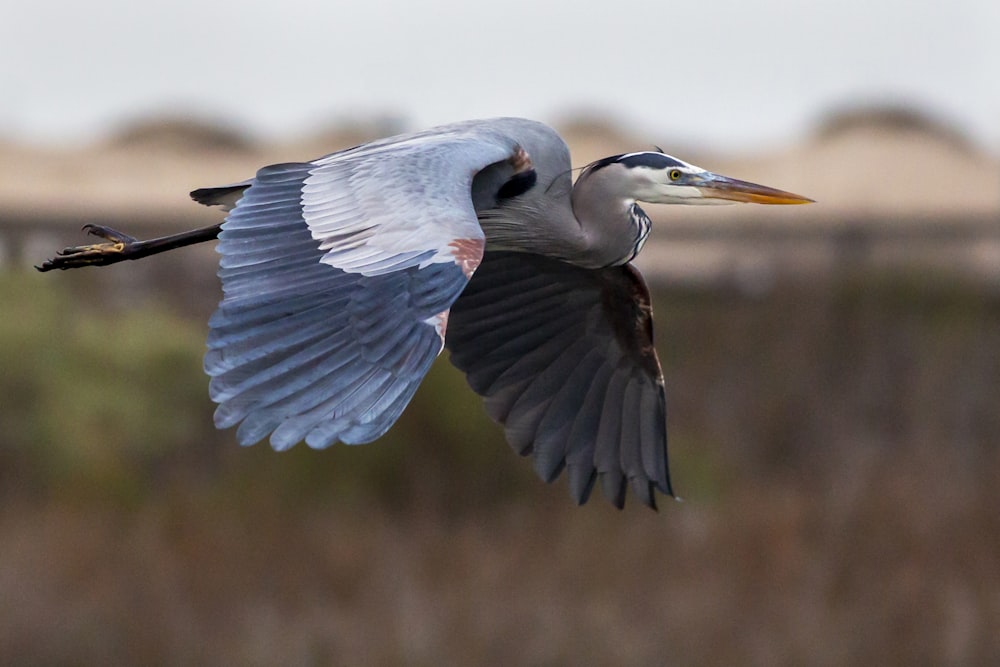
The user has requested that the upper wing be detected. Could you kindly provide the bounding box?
[445,251,672,509]
[204,127,532,450]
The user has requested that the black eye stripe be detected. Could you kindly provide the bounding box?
[616,153,686,170]
[583,151,691,175]
[584,152,687,174]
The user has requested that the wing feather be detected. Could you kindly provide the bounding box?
[204,125,532,451]
[446,252,672,509]
[530,346,605,482]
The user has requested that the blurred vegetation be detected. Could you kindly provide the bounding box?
[106,115,257,154]
[0,271,213,502]
[0,270,534,512]
[1,266,998,665]
[812,103,974,150]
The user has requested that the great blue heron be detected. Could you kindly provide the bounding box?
[39,117,812,509]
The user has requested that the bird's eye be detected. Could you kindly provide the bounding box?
[669,169,683,181]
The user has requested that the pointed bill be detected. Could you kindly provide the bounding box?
[693,173,814,205]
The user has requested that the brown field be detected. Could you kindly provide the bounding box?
[1,265,998,666]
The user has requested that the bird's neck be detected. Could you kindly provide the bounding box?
[477,170,646,268]
[570,173,647,267]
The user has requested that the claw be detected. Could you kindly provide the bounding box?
[36,225,138,272]
[82,224,138,245]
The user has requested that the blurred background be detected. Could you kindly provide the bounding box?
[1,1,998,665]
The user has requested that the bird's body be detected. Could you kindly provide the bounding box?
[40,117,812,509]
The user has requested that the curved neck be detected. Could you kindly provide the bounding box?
[477,166,645,269]
[570,167,644,267]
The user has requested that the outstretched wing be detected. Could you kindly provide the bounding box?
[445,252,672,509]
[204,127,532,450]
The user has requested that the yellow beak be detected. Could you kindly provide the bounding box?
[694,173,814,205]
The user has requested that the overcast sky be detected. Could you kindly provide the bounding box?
[2,0,998,151]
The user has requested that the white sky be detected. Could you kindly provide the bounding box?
[2,0,998,151]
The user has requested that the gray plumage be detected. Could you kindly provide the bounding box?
[200,118,670,508]
[446,252,669,507]
[39,117,813,509]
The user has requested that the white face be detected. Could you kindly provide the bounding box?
[615,151,813,206]
[612,152,729,205]
[632,164,729,205]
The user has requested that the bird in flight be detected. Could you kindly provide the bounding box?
[39,118,812,509]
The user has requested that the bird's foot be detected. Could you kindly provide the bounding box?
[36,224,141,271]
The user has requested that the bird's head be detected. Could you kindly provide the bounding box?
[579,151,814,206]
